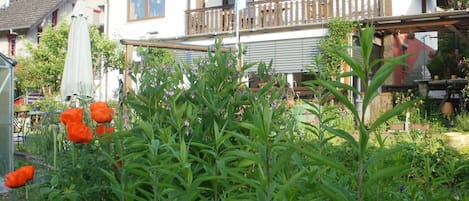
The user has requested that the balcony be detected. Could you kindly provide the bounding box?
[186,0,388,35]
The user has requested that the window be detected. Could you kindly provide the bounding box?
[37,26,43,43]
[7,34,16,56]
[128,0,165,21]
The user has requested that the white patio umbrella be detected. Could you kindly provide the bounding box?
[61,0,94,101]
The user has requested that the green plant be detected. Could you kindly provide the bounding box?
[304,24,415,201]
[319,18,355,80]
[13,27,469,201]
[427,32,469,79]
[95,39,312,200]
[454,112,469,132]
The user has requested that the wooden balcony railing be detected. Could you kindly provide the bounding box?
[186,0,387,35]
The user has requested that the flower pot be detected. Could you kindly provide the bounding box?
[444,132,469,149]
[441,101,453,117]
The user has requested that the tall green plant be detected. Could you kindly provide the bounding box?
[304,24,418,200]
[97,39,310,200]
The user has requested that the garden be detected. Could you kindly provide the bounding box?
[2,25,469,201]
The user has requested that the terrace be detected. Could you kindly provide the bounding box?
[186,0,387,35]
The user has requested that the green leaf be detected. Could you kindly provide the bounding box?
[364,165,409,189]
[111,187,148,201]
[256,188,267,201]
[293,145,351,175]
[338,71,357,78]
[317,180,352,201]
[180,138,188,164]
[238,122,263,137]
[369,99,420,131]
[274,169,306,200]
[359,25,375,70]
[329,46,366,81]
[308,80,360,121]
[365,146,403,169]
[227,150,260,165]
[363,54,408,108]
[138,120,154,138]
[324,126,358,149]
[271,146,294,175]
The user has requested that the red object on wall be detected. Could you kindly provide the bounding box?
[14,98,24,106]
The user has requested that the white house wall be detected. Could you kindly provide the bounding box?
[205,0,222,7]
[0,38,7,55]
[172,28,328,73]
[392,0,437,15]
[107,1,187,40]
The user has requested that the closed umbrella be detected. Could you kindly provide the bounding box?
[61,0,94,101]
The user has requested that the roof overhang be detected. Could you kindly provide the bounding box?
[0,52,17,67]
[0,26,30,32]
[120,39,232,52]
[362,10,469,34]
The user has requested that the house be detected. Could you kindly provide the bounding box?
[0,0,105,58]
[108,1,459,95]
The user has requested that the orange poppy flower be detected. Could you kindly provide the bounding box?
[95,124,115,137]
[90,102,113,123]
[16,165,35,181]
[66,122,93,144]
[60,108,84,125]
[4,171,27,188]
[90,101,109,112]
[91,108,113,123]
[4,165,35,188]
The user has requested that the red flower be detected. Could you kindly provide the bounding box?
[17,165,35,181]
[4,165,35,188]
[90,102,113,123]
[95,124,115,138]
[89,102,108,111]
[60,108,84,125]
[66,122,93,144]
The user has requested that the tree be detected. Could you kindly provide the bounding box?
[15,22,124,97]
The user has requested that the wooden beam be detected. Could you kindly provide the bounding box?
[124,44,134,92]
[374,19,461,31]
[446,24,469,46]
[120,39,233,53]
[121,40,236,96]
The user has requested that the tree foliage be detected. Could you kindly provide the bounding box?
[15,22,124,97]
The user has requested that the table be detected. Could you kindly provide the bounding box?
[417,78,468,111]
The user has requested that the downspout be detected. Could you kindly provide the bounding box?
[106,0,109,37]
[104,0,110,101]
